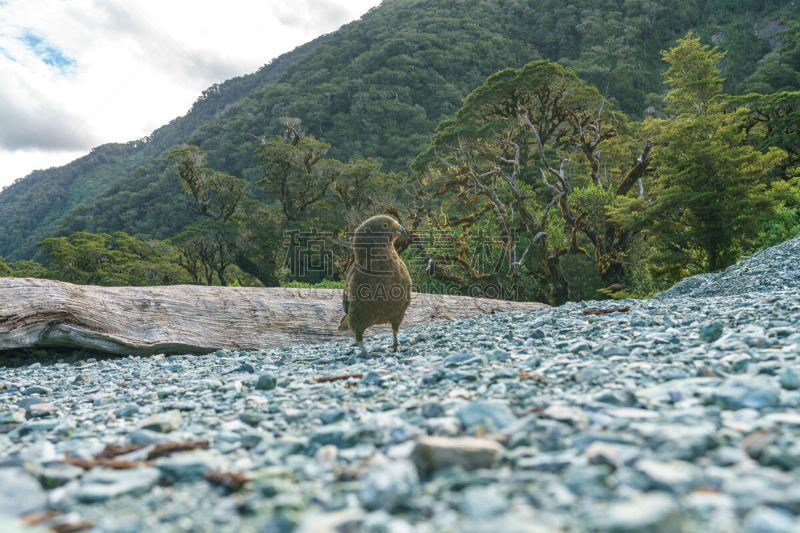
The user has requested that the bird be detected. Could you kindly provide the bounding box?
[338,215,411,357]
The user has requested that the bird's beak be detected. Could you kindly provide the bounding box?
[395,224,408,241]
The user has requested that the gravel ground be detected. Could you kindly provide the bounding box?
[2,236,800,533]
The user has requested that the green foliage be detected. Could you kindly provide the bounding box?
[37,232,189,286]
[738,21,800,94]
[0,257,12,277]
[661,32,726,115]
[644,34,789,279]
[757,173,800,248]
[7,260,48,278]
[409,60,652,304]
[724,91,800,174]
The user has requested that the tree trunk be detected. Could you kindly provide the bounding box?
[0,278,546,356]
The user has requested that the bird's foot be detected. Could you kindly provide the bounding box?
[359,346,368,358]
[392,342,399,353]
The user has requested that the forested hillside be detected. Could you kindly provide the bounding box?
[1,0,798,262]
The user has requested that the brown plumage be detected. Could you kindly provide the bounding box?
[338,215,411,356]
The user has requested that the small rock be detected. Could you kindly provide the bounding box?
[760,443,800,470]
[712,377,780,410]
[256,373,278,390]
[742,505,795,533]
[411,436,502,476]
[130,429,173,445]
[0,409,26,424]
[22,385,52,396]
[114,403,140,418]
[27,403,58,418]
[542,404,587,425]
[586,492,682,532]
[636,459,700,494]
[460,484,508,519]
[359,460,418,512]
[488,349,510,362]
[155,450,223,482]
[362,371,382,386]
[566,339,592,353]
[420,402,445,418]
[586,442,621,469]
[457,401,517,432]
[157,386,179,399]
[319,407,344,425]
[234,363,256,373]
[700,322,725,343]
[239,411,268,427]
[139,410,181,433]
[778,366,800,390]
[77,467,160,502]
[20,439,56,463]
[443,352,481,367]
[516,451,576,473]
[39,462,84,489]
[0,467,47,516]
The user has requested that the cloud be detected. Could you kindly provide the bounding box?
[18,30,77,73]
[0,47,96,150]
[0,0,381,188]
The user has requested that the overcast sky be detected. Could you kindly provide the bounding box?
[0,0,382,190]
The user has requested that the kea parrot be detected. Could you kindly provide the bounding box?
[338,215,411,356]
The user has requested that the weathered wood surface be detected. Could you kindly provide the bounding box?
[0,278,547,356]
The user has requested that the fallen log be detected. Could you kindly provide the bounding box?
[0,278,546,356]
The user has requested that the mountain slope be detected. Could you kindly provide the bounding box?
[2,0,798,261]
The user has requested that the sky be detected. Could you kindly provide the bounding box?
[0,0,382,190]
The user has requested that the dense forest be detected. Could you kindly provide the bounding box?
[1,0,798,304]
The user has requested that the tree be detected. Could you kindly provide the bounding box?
[38,232,189,286]
[169,146,282,286]
[661,32,726,116]
[644,33,787,278]
[256,118,405,283]
[0,257,12,277]
[171,222,238,286]
[409,60,653,303]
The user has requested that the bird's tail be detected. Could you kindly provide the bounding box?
[338,315,349,332]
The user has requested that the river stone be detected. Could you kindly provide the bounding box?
[457,401,517,432]
[711,378,781,410]
[412,436,503,476]
[76,467,161,502]
[155,449,223,482]
[256,373,277,390]
[0,467,47,516]
[359,460,419,512]
[778,366,800,390]
[139,410,182,432]
[587,492,682,532]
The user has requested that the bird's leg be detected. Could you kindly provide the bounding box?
[392,324,400,353]
[355,331,368,358]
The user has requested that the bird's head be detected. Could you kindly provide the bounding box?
[353,215,408,251]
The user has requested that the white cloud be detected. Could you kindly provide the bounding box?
[0,0,382,190]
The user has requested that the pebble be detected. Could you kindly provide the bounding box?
[457,401,517,432]
[359,460,419,512]
[0,467,47,516]
[76,467,160,502]
[139,410,182,433]
[255,373,277,390]
[411,436,503,475]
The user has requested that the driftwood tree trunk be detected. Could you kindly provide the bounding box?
[0,278,546,356]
